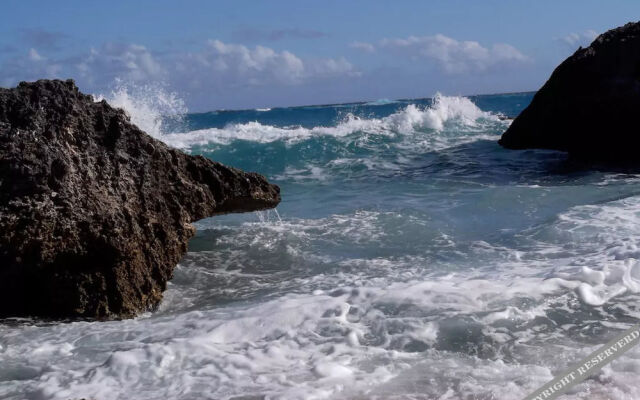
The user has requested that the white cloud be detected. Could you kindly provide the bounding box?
[308,57,360,77]
[350,41,375,53]
[1,44,164,89]
[77,43,165,85]
[1,38,359,95]
[560,30,598,48]
[378,34,528,74]
[28,48,44,61]
[175,40,358,89]
[0,37,363,109]
[201,39,306,84]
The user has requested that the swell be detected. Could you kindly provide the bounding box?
[5,86,634,400]
[162,94,502,149]
[96,84,506,150]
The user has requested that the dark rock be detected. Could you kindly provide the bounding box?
[0,79,280,319]
[499,21,640,162]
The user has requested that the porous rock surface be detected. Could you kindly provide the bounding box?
[0,79,280,319]
[499,21,640,161]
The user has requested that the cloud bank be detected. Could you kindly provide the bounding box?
[0,38,359,108]
[0,30,532,109]
[353,34,528,74]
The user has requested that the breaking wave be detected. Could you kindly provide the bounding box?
[94,81,187,139]
[99,86,500,149]
[4,87,640,399]
[163,93,498,148]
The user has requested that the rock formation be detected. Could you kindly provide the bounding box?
[499,21,640,162]
[0,79,280,319]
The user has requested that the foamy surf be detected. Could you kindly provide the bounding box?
[94,81,187,140]
[100,85,502,150]
[7,197,640,399]
[6,88,640,400]
[165,94,499,148]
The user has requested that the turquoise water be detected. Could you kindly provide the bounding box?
[2,91,640,399]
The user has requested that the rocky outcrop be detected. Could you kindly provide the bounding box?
[0,79,280,319]
[499,21,640,161]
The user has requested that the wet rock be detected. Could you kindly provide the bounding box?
[499,21,640,162]
[0,79,280,319]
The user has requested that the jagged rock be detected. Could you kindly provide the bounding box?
[499,21,640,161]
[0,79,280,319]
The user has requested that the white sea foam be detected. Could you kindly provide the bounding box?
[5,197,640,399]
[187,199,640,322]
[93,84,501,151]
[6,87,640,399]
[94,81,187,139]
[158,93,500,149]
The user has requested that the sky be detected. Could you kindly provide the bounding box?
[0,1,638,111]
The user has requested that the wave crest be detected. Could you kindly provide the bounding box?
[93,84,501,150]
[161,93,499,149]
[94,81,187,139]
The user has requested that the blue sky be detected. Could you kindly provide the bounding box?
[1,1,638,111]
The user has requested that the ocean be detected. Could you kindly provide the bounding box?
[2,87,640,399]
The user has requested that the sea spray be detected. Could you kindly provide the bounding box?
[156,93,500,149]
[94,80,187,139]
[8,91,640,399]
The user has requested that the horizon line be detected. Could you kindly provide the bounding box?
[188,89,537,115]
